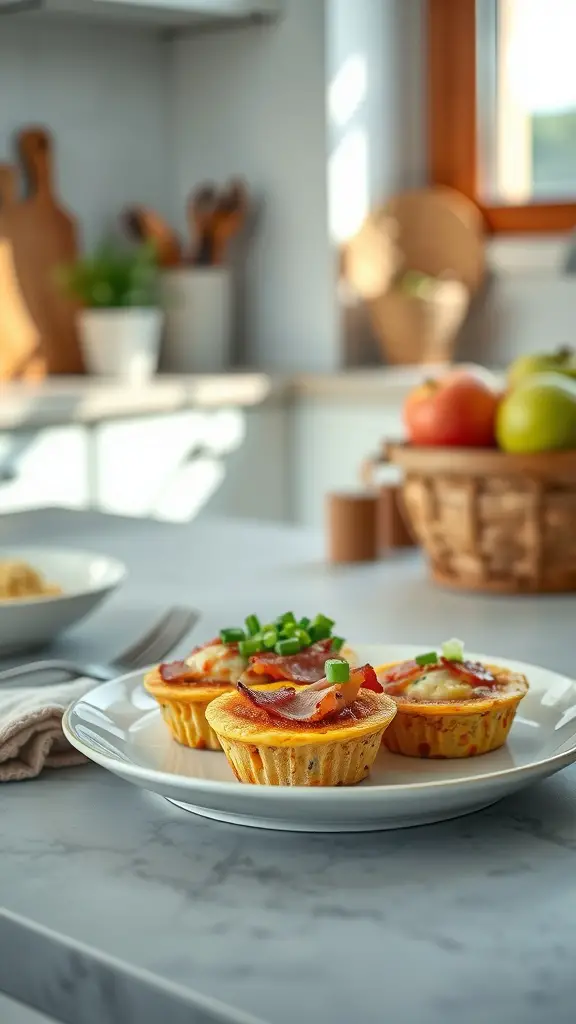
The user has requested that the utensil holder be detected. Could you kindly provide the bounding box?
[161,268,231,373]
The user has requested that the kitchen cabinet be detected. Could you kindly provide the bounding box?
[0,0,279,28]
[293,396,404,529]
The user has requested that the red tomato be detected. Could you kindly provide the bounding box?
[404,371,500,447]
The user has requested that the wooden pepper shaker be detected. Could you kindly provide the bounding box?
[326,491,379,564]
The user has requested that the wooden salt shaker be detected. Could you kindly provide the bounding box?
[378,484,415,550]
[326,491,379,564]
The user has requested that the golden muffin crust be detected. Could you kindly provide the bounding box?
[205,688,397,748]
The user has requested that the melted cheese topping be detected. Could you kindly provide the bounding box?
[376,661,529,713]
[404,669,473,701]
[184,643,247,684]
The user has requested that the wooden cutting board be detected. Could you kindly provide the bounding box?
[0,128,84,377]
[0,162,45,381]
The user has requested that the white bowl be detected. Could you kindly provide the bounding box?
[0,547,126,656]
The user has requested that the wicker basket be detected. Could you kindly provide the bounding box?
[387,444,576,594]
[369,281,470,366]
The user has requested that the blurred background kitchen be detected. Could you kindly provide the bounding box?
[1,0,575,533]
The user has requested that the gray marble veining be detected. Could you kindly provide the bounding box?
[0,509,575,1024]
[2,766,576,1024]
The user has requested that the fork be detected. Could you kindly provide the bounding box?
[0,606,200,685]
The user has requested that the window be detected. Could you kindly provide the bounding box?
[428,0,576,232]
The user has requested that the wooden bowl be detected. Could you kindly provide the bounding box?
[389,444,576,594]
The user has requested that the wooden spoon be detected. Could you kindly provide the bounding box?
[123,206,182,268]
[187,184,219,266]
[211,179,249,265]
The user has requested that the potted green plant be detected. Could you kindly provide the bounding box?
[58,243,163,381]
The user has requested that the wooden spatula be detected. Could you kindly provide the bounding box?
[9,127,84,374]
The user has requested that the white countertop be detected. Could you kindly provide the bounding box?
[0,364,501,430]
[0,374,275,430]
[0,508,575,1024]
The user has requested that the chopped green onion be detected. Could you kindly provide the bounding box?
[415,651,439,667]
[298,617,311,630]
[325,658,350,684]
[294,628,311,646]
[245,615,261,636]
[310,624,331,642]
[262,628,278,649]
[312,614,335,633]
[220,627,245,644]
[283,621,297,638]
[239,638,265,657]
[275,637,301,656]
[441,638,465,662]
[331,636,345,653]
[281,611,297,626]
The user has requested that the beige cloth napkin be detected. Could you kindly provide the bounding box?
[0,678,95,782]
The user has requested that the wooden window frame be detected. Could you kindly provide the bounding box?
[428,0,576,234]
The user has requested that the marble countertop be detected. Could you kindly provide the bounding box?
[0,364,501,430]
[0,509,575,1024]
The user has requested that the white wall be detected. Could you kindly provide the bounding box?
[458,273,576,367]
[0,20,174,251]
[327,0,427,366]
[397,0,426,189]
[293,396,403,528]
[171,0,338,372]
[327,0,425,228]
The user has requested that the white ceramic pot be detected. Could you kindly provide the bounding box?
[79,308,163,382]
[161,268,231,373]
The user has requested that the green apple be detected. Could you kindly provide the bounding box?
[497,372,576,453]
[508,347,576,388]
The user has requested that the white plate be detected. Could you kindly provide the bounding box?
[63,644,576,832]
[0,547,126,655]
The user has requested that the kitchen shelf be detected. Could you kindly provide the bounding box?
[0,0,280,32]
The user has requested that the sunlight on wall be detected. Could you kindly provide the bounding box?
[329,128,369,244]
[0,409,249,520]
[151,409,246,523]
[328,54,370,244]
[201,409,245,456]
[328,54,367,128]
